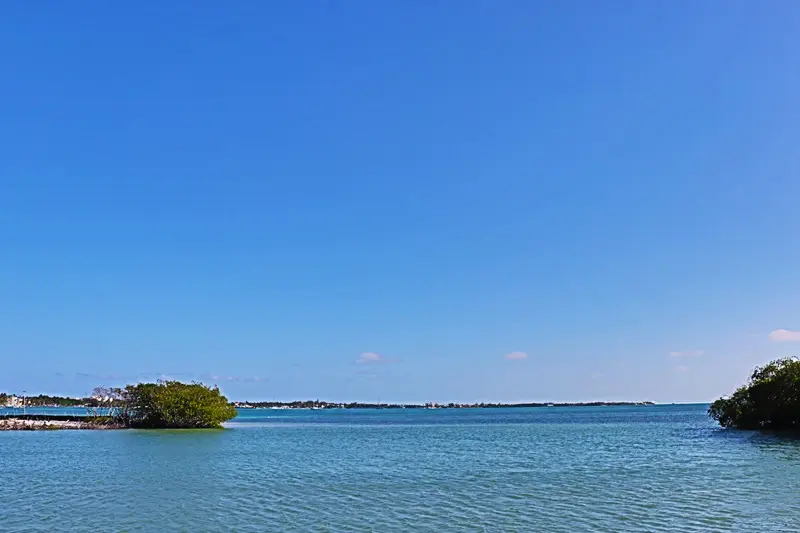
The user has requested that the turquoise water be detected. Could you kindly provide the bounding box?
[2,404,799,532]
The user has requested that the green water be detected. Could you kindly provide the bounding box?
[1,405,799,532]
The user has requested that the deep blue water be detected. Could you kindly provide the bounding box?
[2,404,799,532]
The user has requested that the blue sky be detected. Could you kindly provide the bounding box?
[2,2,799,403]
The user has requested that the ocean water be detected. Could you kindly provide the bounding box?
[2,404,799,532]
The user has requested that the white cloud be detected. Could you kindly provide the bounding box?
[357,352,384,364]
[669,349,704,358]
[768,329,800,342]
[675,365,689,372]
[504,351,528,360]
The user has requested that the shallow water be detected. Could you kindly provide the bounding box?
[2,405,799,532]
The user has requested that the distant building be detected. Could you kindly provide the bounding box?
[5,395,23,408]
[92,395,114,403]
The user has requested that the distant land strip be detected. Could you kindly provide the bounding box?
[232,400,656,409]
[2,392,654,410]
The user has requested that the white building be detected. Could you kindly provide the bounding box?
[5,395,23,408]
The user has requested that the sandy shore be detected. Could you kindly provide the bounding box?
[0,418,122,430]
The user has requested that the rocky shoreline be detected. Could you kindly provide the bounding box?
[0,418,123,431]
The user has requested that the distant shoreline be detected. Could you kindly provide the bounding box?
[0,402,660,431]
[232,401,656,410]
[1,400,657,412]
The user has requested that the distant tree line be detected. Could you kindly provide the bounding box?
[27,394,91,407]
[0,392,100,407]
[236,400,655,409]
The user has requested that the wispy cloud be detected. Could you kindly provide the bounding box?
[591,373,604,380]
[357,352,395,364]
[208,375,269,383]
[504,351,528,360]
[70,372,268,384]
[669,349,704,358]
[138,372,194,381]
[74,372,126,381]
[675,365,689,372]
[768,329,800,342]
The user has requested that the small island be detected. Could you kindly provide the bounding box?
[709,357,800,430]
[1,381,237,431]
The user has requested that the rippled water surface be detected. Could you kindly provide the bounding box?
[2,405,799,532]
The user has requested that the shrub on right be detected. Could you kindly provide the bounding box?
[709,357,800,430]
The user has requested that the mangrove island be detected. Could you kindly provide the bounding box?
[1,380,237,430]
[709,357,800,430]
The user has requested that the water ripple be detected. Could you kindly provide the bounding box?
[2,405,800,532]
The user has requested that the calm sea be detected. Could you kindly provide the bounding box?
[1,404,799,532]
